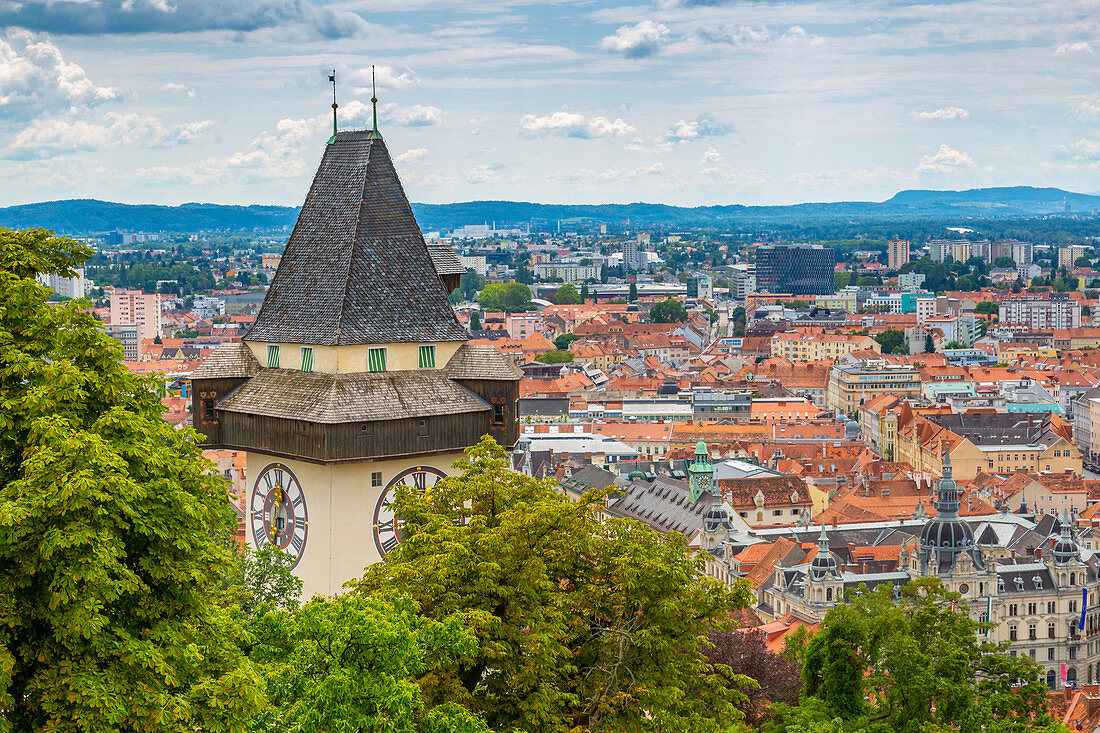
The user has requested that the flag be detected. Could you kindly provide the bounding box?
[1082,588,1088,631]
[1061,663,1067,682]
[329,74,335,82]
[985,595,992,637]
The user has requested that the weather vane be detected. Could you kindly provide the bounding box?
[328,69,338,144]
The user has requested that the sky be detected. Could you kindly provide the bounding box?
[2,0,1100,208]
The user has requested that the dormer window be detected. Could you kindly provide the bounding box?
[1033,576,1043,590]
[1014,577,1024,591]
[418,344,436,369]
[300,346,314,372]
[267,344,280,368]
[998,578,1005,593]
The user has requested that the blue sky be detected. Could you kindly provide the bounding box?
[2,0,1100,207]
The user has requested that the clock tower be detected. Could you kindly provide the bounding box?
[190,110,520,598]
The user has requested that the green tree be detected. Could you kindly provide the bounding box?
[943,340,968,350]
[834,272,851,290]
[535,349,573,363]
[353,437,754,733]
[469,310,481,331]
[478,282,532,312]
[580,283,589,302]
[554,283,582,304]
[628,281,638,302]
[0,228,263,731]
[731,306,747,338]
[554,333,579,351]
[600,263,609,284]
[873,329,908,354]
[650,297,688,323]
[248,595,485,733]
[803,578,1059,732]
[994,256,1016,268]
[974,301,998,315]
[924,333,935,353]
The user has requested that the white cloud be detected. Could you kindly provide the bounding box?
[701,147,723,164]
[664,113,735,143]
[916,144,976,173]
[1054,138,1100,161]
[699,166,773,187]
[1072,98,1100,120]
[520,111,636,139]
[5,112,212,159]
[379,102,442,127]
[690,25,772,46]
[1056,41,1092,54]
[160,82,196,99]
[394,147,428,163]
[467,162,505,183]
[598,20,669,59]
[346,64,419,92]
[0,30,122,121]
[909,106,970,121]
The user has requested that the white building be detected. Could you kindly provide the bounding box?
[999,295,1081,329]
[534,263,599,283]
[38,269,87,299]
[460,255,488,276]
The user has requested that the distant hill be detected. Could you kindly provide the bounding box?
[2,186,1097,235]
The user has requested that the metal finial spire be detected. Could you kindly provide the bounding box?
[327,69,338,145]
[368,64,381,139]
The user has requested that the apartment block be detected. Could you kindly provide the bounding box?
[999,294,1081,330]
[110,289,162,343]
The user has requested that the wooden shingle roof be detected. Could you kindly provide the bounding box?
[247,130,468,346]
[217,368,490,423]
[444,343,523,381]
[189,342,261,380]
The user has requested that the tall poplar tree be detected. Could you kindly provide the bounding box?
[0,228,263,731]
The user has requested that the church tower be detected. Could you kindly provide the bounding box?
[191,98,521,598]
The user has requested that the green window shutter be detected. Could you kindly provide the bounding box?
[368,348,387,372]
[419,345,436,369]
[301,347,313,372]
[267,344,280,368]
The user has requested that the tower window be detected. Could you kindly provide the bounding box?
[300,346,314,372]
[368,347,388,373]
[202,399,216,420]
[371,471,382,487]
[418,345,436,369]
[267,344,280,368]
[493,403,506,425]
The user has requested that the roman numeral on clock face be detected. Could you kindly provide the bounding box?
[250,463,308,570]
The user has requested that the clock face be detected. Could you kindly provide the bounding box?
[249,463,308,569]
[372,465,447,558]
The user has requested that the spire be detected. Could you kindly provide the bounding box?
[688,440,714,503]
[818,518,829,547]
[934,441,960,517]
[367,64,381,140]
[328,69,338,145]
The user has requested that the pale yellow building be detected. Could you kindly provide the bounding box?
[770,332,879,361]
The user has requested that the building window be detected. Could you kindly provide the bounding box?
[371,471,382,488]
[1029,624,1037,640]
[1010,625,1018,641]
[418,344,436,369]
[1049,622,1057,639]
[772,509,783,516]
[300,346,314,372]
[1071,600,1078,613]
[1029,649,1036,660]
[267,344,280,368]
[1049,648,1056,661]
[493,403,506,425]
[368,347,387,372]
[202,399,216,420]
[1049,601,1057,613]
[1071,573,1076,586]
[1009,603,1018,616]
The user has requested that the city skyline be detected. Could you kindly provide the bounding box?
[2,0,1100,208]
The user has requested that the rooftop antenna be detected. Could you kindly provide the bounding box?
[327,69,338,144]
[367,64,381,140]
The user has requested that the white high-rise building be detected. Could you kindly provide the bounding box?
[38,269,87,299]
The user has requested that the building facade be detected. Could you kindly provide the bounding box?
[110,288,161,342]
[825,360,922,416]
[754,245,836,296]
[999,295,1081,330]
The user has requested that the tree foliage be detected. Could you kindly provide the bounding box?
[534,349,573,363]
[0,228,263,731]
[650,297,688,323]
[554,283,582,304]
[873,329,908,354]
[353,437,755,733]
[477,282,531,312]
[704,630,802,724]
[800,578,1061,733]
[248,595,486,733]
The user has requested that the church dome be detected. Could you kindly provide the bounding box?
[844,418,861,440]
[1053,510,1080,565]
[919,450,983,573]
[809,523,841,580]
[627,470,645,480]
